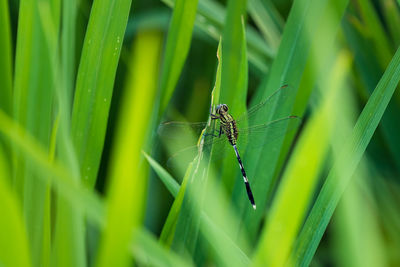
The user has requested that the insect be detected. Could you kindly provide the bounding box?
[211,103,258,209]
[159,85,300,209]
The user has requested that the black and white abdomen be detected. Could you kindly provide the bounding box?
[222,119,239,146]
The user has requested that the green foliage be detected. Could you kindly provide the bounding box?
[0,0,12,116]
[158,0,199,114]
[0,0,399,266]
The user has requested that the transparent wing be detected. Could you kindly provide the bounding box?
[158,119,226,167]
[158,85,294,140]
[164,131,229,168]
[236,84,295,128]
[157,121,209,140]
[237,116,301,149]
[164,116,301,167]
[159,84,299,167]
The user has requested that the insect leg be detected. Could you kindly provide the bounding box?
[211,114,219,120]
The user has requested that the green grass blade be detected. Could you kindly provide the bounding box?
[158,0,199,114]
[95,30,162,267]
[0,110,105,227]
[0,149,31,267]
[71,0,132,188]
[43,114,59,267]
[0,0,13,115]
[200,213,251,266]
[356,0,393,68]
[157,42,223,247]
[189,159,253,266]
[12,1,60,265]
[0,0,14,185]
[166,39,253,265]
[168,40,223,254]
[143,151,179,197]
[343,12,400,173]
[161,0,273,75]
[252,51,351,266]
[383,0,400,47]
[168,112,209,254]
[219,0,248,193]
[273,0,350,210]
[37,3,88,266]
[332,162,388,267]
[61,0,77,102]
[161,153,253,266]
[159,162,191,246]
[132,229,194,267]
[233,0,349,238]
[221,0,247,104]
[248,0,282,49]
[292,46,400,267]
[146,147,252,265]
[159,40,222,249]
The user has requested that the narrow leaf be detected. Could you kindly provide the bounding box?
[158,0,199,114]
[96,30,162,267]
[143,151,179,198]
[71,0,133,188]
[292,46,400,267]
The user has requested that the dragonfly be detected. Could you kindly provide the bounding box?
[158,85,301,210]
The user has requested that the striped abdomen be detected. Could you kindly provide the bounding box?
[219,114,238,146]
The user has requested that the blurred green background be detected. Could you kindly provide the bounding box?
[0,0,400,266]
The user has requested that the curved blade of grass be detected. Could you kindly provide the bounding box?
[272,1,347,208]
[143,151,179,198]
[273,0,349,216]
[343,15,400,172]
[0,149,31,267]
[354,2,400,169]
[158,0,199,115]
[161,0,273,75]
[37,3,89,266]
[12,1,60,265]
[61,0,77,102]
[132,229,194,267]
[383,0,400,47]
[332,161,388,267]
[0,0,13,115]
[161,151,252,266]
[166,40,252,265]
[199,169,252,266]
[0,0,14,183]
[146,150,252,265]
[159,161,191,246]
[220,1,248,194]
[43,113,59,267]
[200,212,251,267]
[167,40,222,254]
[221,1,247,104]
[248,0,282,50]
[356,0,393,69]
[71,0,132,188]
[292,46,400,267]
[0,110,105,227]
[0,106,193,267]
[252,51,351,267]
[158,40,221,249]
[95,30,162,267]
